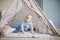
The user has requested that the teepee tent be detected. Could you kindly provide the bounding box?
[0,0,60,36]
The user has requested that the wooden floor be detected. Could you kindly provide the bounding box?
[0,36,60,40]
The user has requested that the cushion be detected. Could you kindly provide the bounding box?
[4,32,50,38]
[2,25,16,35]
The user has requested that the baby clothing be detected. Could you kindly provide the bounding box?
[13,21,34,33]
[21,21,34,33]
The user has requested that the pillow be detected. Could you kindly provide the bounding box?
[2,25,16,35]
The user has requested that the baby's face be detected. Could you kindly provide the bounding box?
[26,15,33,22]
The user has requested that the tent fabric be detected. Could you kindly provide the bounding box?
[0,0,60,36]
[0,0,17,29]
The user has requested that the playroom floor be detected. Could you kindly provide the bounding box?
[0,36,60,40]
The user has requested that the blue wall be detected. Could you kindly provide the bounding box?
[36,0,60,28]
[35,0,43,9]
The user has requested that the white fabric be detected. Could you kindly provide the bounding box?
[2,26,16,35]
[0,13,15,27]
[33,33,50,38]
[0,0,17,28]
[23,0,44,18]
[0,0,24,28]
[49,20,60,35]
[4,32,32,37]
[4,32,50,38]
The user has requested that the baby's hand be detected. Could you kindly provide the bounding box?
[32,32,35,34]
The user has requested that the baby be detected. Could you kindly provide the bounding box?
[13,14,34,33]
[21,14,34,34]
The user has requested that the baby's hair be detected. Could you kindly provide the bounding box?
[26,14,33,19]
